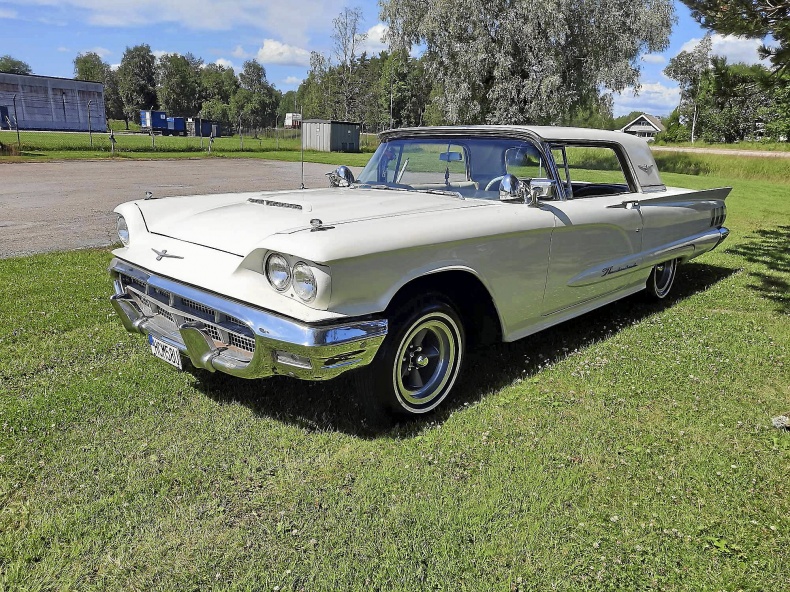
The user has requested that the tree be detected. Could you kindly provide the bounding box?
[381,0,675,125]
[696,57,771,142]
[238,60,279,129]
[663,34,712,142]
[73,52,107,82]
[201,63,239,104]
[157,53,202,116]
[103,69,126,125]
[332,7,368,120]
[116,44,157,124]
[74,52,125,125]
[681,0,790,75]
[0,55,32,75]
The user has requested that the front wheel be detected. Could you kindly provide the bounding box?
[360,297,465,416]
[645,259,678,300]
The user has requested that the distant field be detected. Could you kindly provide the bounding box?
[0,129,380,161]
[1,150,788,590]
[654,140,790,152]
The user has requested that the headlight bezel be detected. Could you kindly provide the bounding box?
[292,262,317,303]
[265,253,292,292]
[117,215,130,246]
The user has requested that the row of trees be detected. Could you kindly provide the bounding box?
[3,0,788,141]
[661,33,790,143]
[73,46,281,132]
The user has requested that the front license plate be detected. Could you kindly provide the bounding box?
[148,334,183,370]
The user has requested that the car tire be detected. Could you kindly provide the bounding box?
[358,295,465,417]
[645,259,678,300]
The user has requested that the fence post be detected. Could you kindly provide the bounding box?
[87,100,93,148]
[13,94,20,150]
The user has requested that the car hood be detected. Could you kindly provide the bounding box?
[138,187,491,256]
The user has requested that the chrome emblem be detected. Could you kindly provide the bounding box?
[638,163,655,174]
[152,248,184,261]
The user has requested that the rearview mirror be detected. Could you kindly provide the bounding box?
[439,151,463,162]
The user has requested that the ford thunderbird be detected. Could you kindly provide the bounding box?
[109,126,730,416]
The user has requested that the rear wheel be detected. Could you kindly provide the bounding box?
[359,296,465,416]
[645,259,678,300]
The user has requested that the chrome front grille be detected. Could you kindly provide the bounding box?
[119,274,255,360]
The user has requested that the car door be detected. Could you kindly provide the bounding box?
[541,144,645,316]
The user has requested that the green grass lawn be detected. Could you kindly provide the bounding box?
[1,159,788,590]
[0,130,378,164]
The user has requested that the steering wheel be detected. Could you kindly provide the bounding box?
[484,175,506,191]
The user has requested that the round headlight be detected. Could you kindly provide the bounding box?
[117,215,130,245]
[265,253,291,291]
[292,262,317,302]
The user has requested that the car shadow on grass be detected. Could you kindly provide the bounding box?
[193,262,737,438]
[724,225,790,315]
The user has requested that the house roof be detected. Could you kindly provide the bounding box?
[620,113,666,133]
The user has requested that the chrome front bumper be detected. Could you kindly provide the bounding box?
[109,259,387,380]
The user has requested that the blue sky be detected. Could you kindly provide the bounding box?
[0,0,774,117]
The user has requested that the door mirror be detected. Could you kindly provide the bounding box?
[528,178,558,201]
[327,165,355,187]
[499,174,526,203]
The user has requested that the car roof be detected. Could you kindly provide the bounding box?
[379,125,665,192]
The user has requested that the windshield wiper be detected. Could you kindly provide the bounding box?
[425,189,465,200]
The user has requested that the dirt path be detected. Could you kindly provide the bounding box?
[651,146,790,158]
[0,159,356,259]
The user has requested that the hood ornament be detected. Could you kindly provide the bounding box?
[310,218,334,232]
[152,248,184,261]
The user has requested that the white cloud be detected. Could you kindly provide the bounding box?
[283,76,302,85]
[641,54,665,65]
[256,39,310,67]
[613,82,680,117]
[215,58,235,69]
[680,34,771,65]
[359,23,388,55]
[153,50,171,59]
[0,8,18,19]
[3,0,351,44]
[57,46,71,53]
[231,45,248,59]
[90,46,112,58]
[110,63,120,71]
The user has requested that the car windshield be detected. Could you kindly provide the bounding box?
[356,137,548,199]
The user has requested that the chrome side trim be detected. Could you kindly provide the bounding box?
[109,259,387,381]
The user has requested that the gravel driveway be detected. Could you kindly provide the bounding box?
[0,159,353,259]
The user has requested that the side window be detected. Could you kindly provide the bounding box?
[504,145,544,179]
[563,145,633,198]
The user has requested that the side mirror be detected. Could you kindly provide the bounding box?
[326,165,355,187]
[499,174,525,203]
[529,178,558,201]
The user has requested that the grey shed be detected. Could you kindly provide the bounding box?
[302,120,361,152]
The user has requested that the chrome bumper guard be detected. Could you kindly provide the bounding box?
[109,259,387,380]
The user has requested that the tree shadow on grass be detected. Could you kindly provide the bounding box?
[724,225,790,315]
[193,262,737,438]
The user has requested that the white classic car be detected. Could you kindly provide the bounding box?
[109,126,730,416]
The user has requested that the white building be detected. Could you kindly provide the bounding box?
[0,73,107,132]
[620,113,665,142]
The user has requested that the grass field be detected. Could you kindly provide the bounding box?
[1,156,788,590]
[0,129,379,164]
